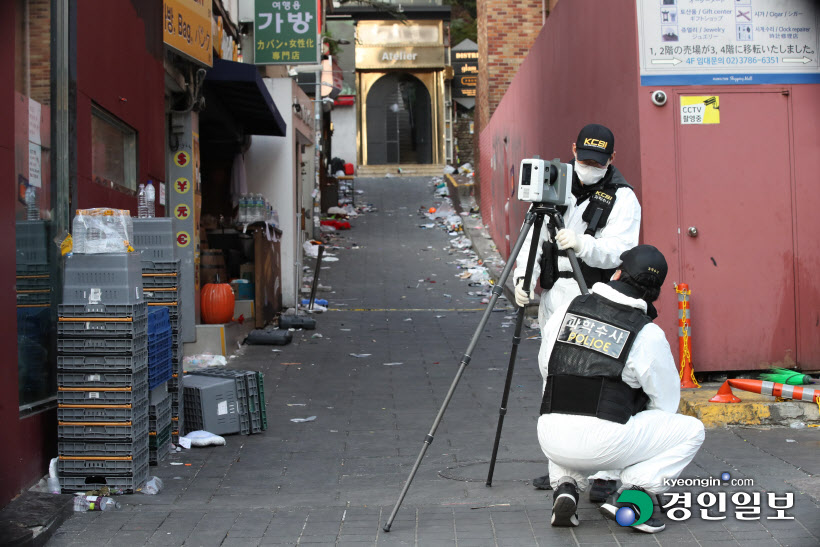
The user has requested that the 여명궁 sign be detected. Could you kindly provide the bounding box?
[254,0,319,65]
[163,0,213,67]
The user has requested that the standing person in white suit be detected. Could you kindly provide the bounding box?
[515,124,641,502]
[537,245,705,533]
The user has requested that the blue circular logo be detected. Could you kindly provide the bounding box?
[615,506,637,526]
[721,472,731,481]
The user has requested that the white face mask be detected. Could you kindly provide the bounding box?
[574,161,608,185]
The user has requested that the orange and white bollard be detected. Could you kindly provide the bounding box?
[676,283,700,388]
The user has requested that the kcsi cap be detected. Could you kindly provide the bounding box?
[619,245,668,288]
[575,124,615,166]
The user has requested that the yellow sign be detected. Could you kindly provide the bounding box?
[173,150,191,167]
[176,231,191,247]
[356,46,446,69]
[174,204,192,220]
[163,0,213,67]
[174,177,191,194]
[681,96,720,125]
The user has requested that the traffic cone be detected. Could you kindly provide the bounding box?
[676,284,700,388]
[709,381,741,403]
[727,379,820,403]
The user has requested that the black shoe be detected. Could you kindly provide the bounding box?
[550,480,580,527]
[599,487,665,534]
[589,479,618,503]
[532,474,552,490]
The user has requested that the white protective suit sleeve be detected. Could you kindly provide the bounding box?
[538,283,680,413]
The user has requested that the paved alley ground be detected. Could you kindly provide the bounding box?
[48,177,820,546]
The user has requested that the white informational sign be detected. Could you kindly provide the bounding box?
[159,180,166,206]
[636,0,819,85]
[28,143,42,187]
[29,99,41,145]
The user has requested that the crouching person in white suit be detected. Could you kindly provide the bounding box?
[537,245,705,533]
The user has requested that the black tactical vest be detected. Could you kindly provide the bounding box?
[540,292,652,424]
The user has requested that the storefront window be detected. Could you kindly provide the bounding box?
[92,106,138,190]
[14,0,57,410]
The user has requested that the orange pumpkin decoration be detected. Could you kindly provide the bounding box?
[201,281,235,324]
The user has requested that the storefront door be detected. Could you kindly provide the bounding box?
[365,73,432,165]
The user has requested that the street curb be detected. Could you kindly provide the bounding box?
[445,174,538,316]
[679,383,820,428]
[0,491,75,547]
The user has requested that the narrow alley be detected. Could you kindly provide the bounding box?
[48,177,820,547]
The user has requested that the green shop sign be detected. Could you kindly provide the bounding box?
[254,0,319,65]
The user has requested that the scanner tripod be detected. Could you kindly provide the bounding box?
[383,202,589,532]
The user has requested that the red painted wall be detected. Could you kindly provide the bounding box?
[76,0,165,216]
[479,0,820,371]
[479,0,642,258]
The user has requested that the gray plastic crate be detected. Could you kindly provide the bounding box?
[57,315,147,338]
[143,288,178,303]
[149,441,170,466]
[59,463,148,494]
[57,373,148,406]
[58,444,148,476]
[16,220,49,266]
[57,350,148,372]
[58,439,145,457]
[57,402,148,423]
[58,302,147,318]
[189,368,264,434]
[16,290,51,305]
[15,274,51,290]
[150,381,168,403]
[149,391,172,432]
[142,273,179,289]
[58,369,147,388]
[58,412,148,441]
[63,252,143,305]
[58,335,147,355]
[182,375,241,436]
[141,259,180,273]
[133,218,175,261]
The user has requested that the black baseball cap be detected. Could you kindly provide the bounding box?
[619,245,668,288]
[575,124,615,165]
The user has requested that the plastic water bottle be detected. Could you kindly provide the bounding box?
[25,186,38,220]
[145,181,155,218]
[137,183,147,218]
[256,194,265,223]
[238,195,248,224]
[73,495,121,512]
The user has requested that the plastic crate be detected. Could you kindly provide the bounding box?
[142,274,179,289]
[57,350,148,373]
[58,402,148,423]
[57,315,147,338]
[147,307,171,337]
[58,335,147,355]
[182,375,242,435]
[58,369,148,388]
[188,368,265,434]
[141,259,180,273]
[257,372,267,431]
[143,288,178,303]
[57,373,148,406]
[148,356,172,391]
[15,275,51,290]
[149,392,172,432]
[16,220,49,266]
[58,440,145,457]
[16,290,52,305]
[133,218,175,262]
[58,412,148,441]
[16,262,49,276]
[59,446,148,476]
[149,441,171,466]
[63,252,143,305]
[58,302,147,318]
[149,425,171,450]
[59,463,148,494]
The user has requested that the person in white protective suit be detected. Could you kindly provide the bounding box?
[514,124,641,502]
[537,245,705,533]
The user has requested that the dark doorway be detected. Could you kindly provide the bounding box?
[366,74,432,164]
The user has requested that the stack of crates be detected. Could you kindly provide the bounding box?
[147,307,172,389]
[16,220,51,309]
[148,387,172,465]
[188,368,267,435]
[133,218,185,444]
[56,252,149,493]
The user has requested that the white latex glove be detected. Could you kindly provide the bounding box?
[514,278,534,308]
[555,228,585,254]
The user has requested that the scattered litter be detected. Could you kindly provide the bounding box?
[488,368,502,371]
[272,349,282,352]
[350,353,372,358]
[170,462,184,466]
[383,362,403,366]
[786,439,797,442]
[291,416,317,423]
[436,315,446,318]
[311,333,323,338]
[142,477,163,495]
[178,437,192,449]
[183,354,227,370]
[340,328,351,331]
[281,362,301,365]
[287,403,306,406]
[183,431,226,447]
[404,318,413,322]
[322,257,339,262]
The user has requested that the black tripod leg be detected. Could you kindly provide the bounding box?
[486,212,544,487]
[382,206,541,533]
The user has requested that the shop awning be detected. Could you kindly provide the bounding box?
[204,59,287,137]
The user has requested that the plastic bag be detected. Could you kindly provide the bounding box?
[142,476,164,495]
[183,430,227,447]
[72,208,134,254]
[443,165,456,174]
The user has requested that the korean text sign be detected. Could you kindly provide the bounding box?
[254,0,319,65]
[163,0,213,67]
